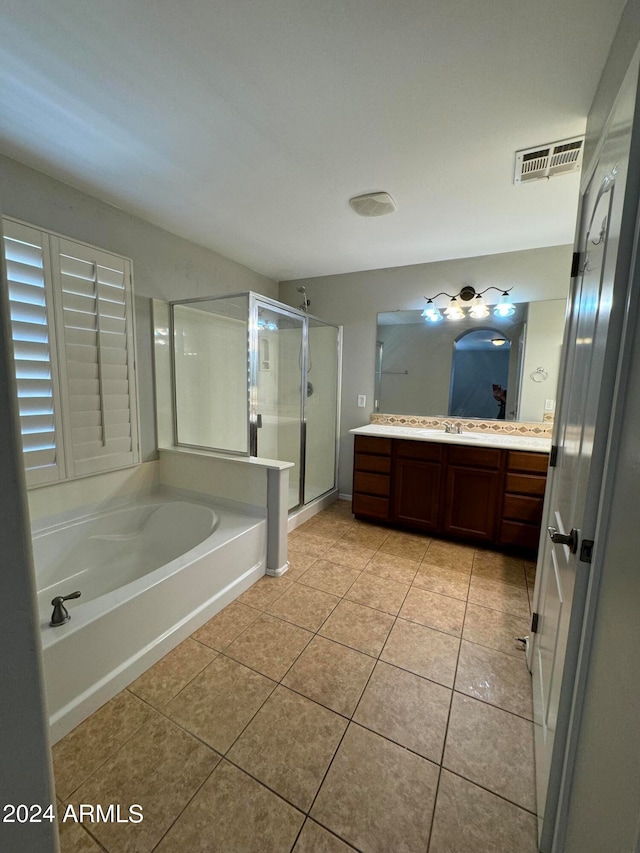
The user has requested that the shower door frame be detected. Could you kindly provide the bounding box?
[169,291,342,512]
[249,293,342,513]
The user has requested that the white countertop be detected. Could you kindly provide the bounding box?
[350,424,551,453]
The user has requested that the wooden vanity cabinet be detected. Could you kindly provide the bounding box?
[352,435,392,521]
[441,446,502,543]
[391,440,442,531]
[499,450,549,550]
[352,435,548,550]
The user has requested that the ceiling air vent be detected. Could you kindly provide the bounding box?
[514,136,584,184]
[349,192,397,217]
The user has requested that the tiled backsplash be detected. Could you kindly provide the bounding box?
[370,413,553,438]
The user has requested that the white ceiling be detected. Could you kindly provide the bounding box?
[0,0,626,281]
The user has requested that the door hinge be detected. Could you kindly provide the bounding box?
[550,445,558,467]
[571,251,582,277]
[531,612,539,633]
[580,539,594,563]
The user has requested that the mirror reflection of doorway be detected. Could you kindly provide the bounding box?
[449,328,511,419]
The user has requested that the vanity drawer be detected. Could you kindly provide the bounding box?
[506,473,547,497]
[354,436,392,456]
[354,452,391,474]
[447,445,501,469]
[352,493,389,520]
[353,471,390,497]
[395,440,442,461]
[500,520,541,550]
[503,494,544,524]
[507,451,548,474]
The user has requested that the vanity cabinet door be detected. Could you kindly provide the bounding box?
[442,464,500,542]
[391,458,441,531]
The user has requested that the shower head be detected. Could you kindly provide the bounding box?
[296,286,310,312]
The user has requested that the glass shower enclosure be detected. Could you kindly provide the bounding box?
[170,292,341,512]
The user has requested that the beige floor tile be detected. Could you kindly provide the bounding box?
[468,575,531,619]
[412,563,471,600]
[322,540,377,570]
[289,531,335,558]
[463,603,529,659]
[364,551,420,585]
[345,572,409,616]
[293,819,354,852]
[224,612,313,680]
[192,602,262,650]
[68,714,218,852]
[455,640,533,719]
[58,820,102,852]
[399,587,466,636]
[228,686,347,810]
[266,582,340,631]
[423,540,474,572]
[353,661,451,762]
[165,655,275,753]
[155,760,304,853]
[339,525,389,549]
[283,635,375,716]
[380,618,460,687]
[284,563,310,582]
[311,723,438,853]
[237,575,293,610]
[53,691,153,800]
[319,600,394,657]
[525,559,537,586]
[443,693,536,812]
[128,638,217,709]
[429,770,538,853]
[472,550,527,586]
[300,516,352,541]
[378,530,430,562]
[298,559,361,596]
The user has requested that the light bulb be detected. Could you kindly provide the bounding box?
[494,292,515,317]
[422,300,442,322]
[469,295,490,318]
[444,297,464,320]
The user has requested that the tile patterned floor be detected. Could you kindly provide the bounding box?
[54,500,539,853]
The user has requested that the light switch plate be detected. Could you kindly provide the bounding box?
[357,394,366,408]
[544,398,555,411]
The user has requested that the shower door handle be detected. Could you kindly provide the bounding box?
[256,413,263,428]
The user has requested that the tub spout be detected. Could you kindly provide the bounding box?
[50,591,81,627]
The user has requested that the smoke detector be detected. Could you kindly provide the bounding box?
[349,191,397,217]
[514,136,584,184]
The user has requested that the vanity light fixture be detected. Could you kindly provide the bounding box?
[421,299,442,322]
[422,286,515,322]
[494,290,516,317]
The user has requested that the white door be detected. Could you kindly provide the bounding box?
[531,56,640,851]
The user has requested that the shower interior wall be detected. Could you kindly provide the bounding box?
[169,293,340,509]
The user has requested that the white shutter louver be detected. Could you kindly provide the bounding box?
[3,221,64,485]
[52,237,139,477]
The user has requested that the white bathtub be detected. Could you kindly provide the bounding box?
[33,490,266,743]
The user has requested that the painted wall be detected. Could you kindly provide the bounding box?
[0,154,278,466]
[280,244,573,495]
[519,299,566,422]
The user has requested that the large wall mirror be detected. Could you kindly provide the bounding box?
[375,299,566,422]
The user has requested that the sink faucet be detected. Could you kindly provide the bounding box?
[443,422,463,434]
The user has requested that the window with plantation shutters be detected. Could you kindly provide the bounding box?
[2,218,139,485]
[51,237,139,477]
[3,221,65,486]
